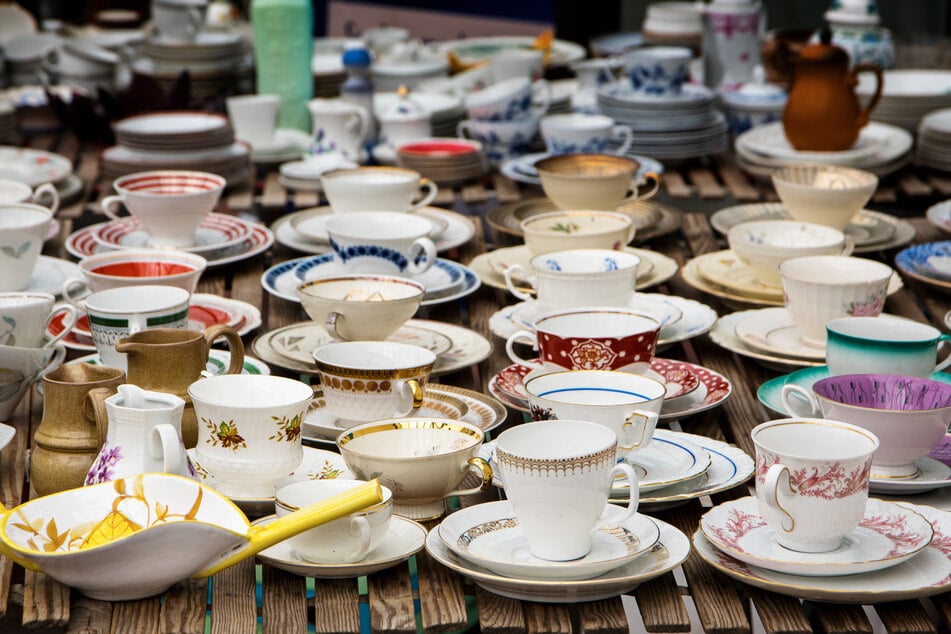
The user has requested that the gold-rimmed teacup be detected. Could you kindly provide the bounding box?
[535,154,661,211]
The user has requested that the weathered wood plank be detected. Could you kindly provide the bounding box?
[66,597,112,634]
[312,579,361,634]
[474,585,526,634]
[688,169,727,199]
[159,578,207,634]
[523,602,571,634]
[416,547,469,632]
[209,558,257,634]
[22,570,70,629]
[746,588,812,634]
[718,165,761,201]
[111,596,161,634]
[873,601,938,634]
[663,172,692,198]
[631,575,691,632]
[367,566,416,633]
[807,602,873,634]
[577,597,631,634]
[261,566,307,634]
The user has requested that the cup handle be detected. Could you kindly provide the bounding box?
[935,334,951,372]
[32,183,60,215]
[85,386,114,446]
[151,423,184,476]
[44,303,79,347]
[407,178,438,211]
[505,330,542,369]
[629,171,661,202]
[441,456,493,500]
[503,264,535,302]
[840,236,855,257]
[61,277,91,310]
[611,125,634,156]
[530,79,552,117]
[618,409,658,452]
[405,238,437,275]
[395,379,425,416]
[780,384,821,417]
[596,463,639,528]
[100,194,125,221]
[456,120,473,140]
[345,516,372,563]
[186,7,203,39]
[325,312,348,341]
[762,463,796,533]
[203,324,244,375]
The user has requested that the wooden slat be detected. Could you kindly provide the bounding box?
[631,575,691,632]
[226,188,254,215]
[523,602,571,634]
[897,174,934,198]
[22,570,70,628]
[873,601,938,634]
[462,182,489,205]
[312,579,361,634]
[66,597,112,634]
[871,187,898,204]
[433,188,456,206]
[0,401,28,618]
[474,585,527,634]
[293,190,320,209]
[416,547,469,632]
[159,578,208,634]
[261,172,288,210]
[367,567,416,633]
[718,165,761,201]
[687,169,726,199]
[111,596,160,634]
[932,593,951,631]
[577,598,631,634]
[807,603,873,634]
[663,172,692,198]
[261,566,307,634]
[209,559,256,634]
[492,174,523,203]
[746,588,812,634]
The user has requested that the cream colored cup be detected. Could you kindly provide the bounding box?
[0,203,52,292]
[521,211,635,255]
[535,154,661,211]
[321,167,438,213]
[226,94,281,146]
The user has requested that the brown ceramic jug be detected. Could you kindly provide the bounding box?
[31,363,125,495]
[782,30,883,152]
[114,325,244,448]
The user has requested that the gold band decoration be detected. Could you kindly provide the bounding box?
[495,444,616,476]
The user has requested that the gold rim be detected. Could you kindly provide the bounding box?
[338,418,483,454]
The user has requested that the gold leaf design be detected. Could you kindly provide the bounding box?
[81,510,143,549]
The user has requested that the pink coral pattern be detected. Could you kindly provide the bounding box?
[858,513,933,558]
[710,508,767,550]
[755,452,871,499]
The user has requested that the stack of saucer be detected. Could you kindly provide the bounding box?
[0,145,80,205]
[101,111,251,186]
[134,31,253,100]
[916,108,951,173]
[396,138,487,185]
[859,69,951,133]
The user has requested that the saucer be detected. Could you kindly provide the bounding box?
[71,349,271,377]
[734,307,826,360]
[700,497,934,577]
[693,250,783,301]
[692,502,951,603]
[868,457,951,494]
[499,151,664,187]
[294,254,462,297]
[91,213,252,255]
[23,256,82,296]
[710,310,828,372]
[510,294,683,333]
[289,206,448,243]
[424,511,690,603]
[254,514,427,578]
[250,128,311,163]
[620,429,712,493]
[437,501,661,581]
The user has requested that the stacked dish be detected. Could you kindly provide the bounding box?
[894,240,951,294]
[102,112,251,186]
[373,91,464,139]
[916,108,951,173]
[396,139,487,185]
[858,69,951,133]
[133,31,253,100]
[0,144,84,205]
[0,100,18,145]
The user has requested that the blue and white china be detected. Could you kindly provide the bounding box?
[621,46,691,97]
[464,77,550,122]
[457,116,538,166]
[540,113,633,156]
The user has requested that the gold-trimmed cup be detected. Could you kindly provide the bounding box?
[534,154,661,211]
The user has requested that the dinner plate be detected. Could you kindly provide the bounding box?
[733,307,826,360]
[0,146,72,187]
[437,36,586,68]
[700,497,934,577]
[437,501,661,581]
[736,121,883,165]
[91,212,252,254]
[895,242,951,293]
[289,206,447,243]
[692,502,951,603]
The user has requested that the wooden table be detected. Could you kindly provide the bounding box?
[1,134,950,634]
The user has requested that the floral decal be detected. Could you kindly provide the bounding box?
[203,418,247,451]
[308,459,343,480]
[1,242,31,260]
[269,413,302,443]
[530,404,556,421]
[566,339,618,370]
[709,508,766,550]
[847,293,885,317]
[755,452,871,499]
[0,315,16,346]
[85,442,124,485]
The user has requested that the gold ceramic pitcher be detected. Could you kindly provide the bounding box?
[115,326,244,448]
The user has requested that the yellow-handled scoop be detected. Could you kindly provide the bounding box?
[0,473,382,601]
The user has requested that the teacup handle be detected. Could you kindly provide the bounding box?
[44,303,79,347]
[407,178,438,211]
[780,384,821,418]
[935,334,951,372]
[345,516,372,563]
[32,183,60,215]
[185,6,204,40]
[611,125,634,157]
[530,79,552,117]
[150,423,184,476]
[395,379,425,416]
[627,171,662,202]
[505,330,542,369]
[440,456,493,500]
[503,264,536,302]
[100,194,126,221]
[595,463,639,529]
[405,238,437,275]
[61,277,91,309]
[762,463,796,533]
[325,312,348,341]
[618,409,659,452]
[456,120,474,140]
[841,236,855,257]
[203,324,245,375]
[85,386,115,446]
[347,109,371,146]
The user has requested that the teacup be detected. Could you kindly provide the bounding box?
[63,249,208,303]
[320,167,437,213]
[297,275,425,342]
[464,77,551,122]
[727,220,851,287]
[312,341,436,426]
[525,370,666,459]
[751,418,879,553]
[457,117,539,166]
[622,46,692,96]
[771,164,878,231]
[337,418,492,520]
[152,0,207,42]
[493,420,639,561]
[779,255,893,346]
[826,316,951,377]
[306,99,370,161]
[101,171,226,248]
[534,154,661,211]
[540,114,634,157]
[506,307,660,372]
[0,292,78,348]
[521,211,634,255]
[504,248,640,313]
[324,211,437,277]
[83,285,191,371]
[489,48,544,82]
[781,374,951,479]
[275,479,394,564]
[189,374,312,498]
[0,203,52,292]
[0,343,66,421]
[226,94,281,146]
[0,178,59,213]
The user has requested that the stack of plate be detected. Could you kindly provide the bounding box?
[0,101,17,145]
[396,138,487,185]
[916,108,951,173]
[598,83,729,160]
[858,69,951,133]
[101,111,250,186]
[133,31,253,100]
[0,145,83,204]
[544,79,575,115]
[734,121,914,177]
[373,91,464,138]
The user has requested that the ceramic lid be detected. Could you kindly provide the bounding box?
[378,85,430,122]
[720,67,787,109]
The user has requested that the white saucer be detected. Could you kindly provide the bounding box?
[734,307,826,361]
[870,457,951,494]
[295,254,462,296]
[0,423,15,452]
[709,310,827,372]
[511,295,683,333]
[701,497,934,577]
[620,429,712,492]
[251,129,312,163]
[254,514,427,578]
[437,501,661,581]
[25,256,82,296]
[290,206,447,243]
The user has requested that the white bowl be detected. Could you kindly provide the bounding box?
[771,164,878,231]
[728,220,850,287]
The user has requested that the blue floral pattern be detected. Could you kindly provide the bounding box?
[329,239,411,272]
[627,63,689,96]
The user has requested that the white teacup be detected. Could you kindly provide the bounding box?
[312,341,436,426]
[226,94,281,146]
[189,374,312,499]
[457,117,539,166]
[489,48,544,82]
[275,479,394,564]
[525,370,666,459]
[464,77,551,122]
[0,178,59,214]
[0,203,52,292]
[320,167,437,213]
[504,248,640,313]
[825,316,951,377]
[325,211,437,277]
[779,256,893,346]
[751,418,878,553]
[622,46,691,96]
[541,114,634,157]
[152,0,207,42]
[0,292,78,348]
[521,211,634,255]
[493,420,640,561]
[727,220,851,287]
[0,343,66,421]
[83,285,190,371]
[307,98,370,161]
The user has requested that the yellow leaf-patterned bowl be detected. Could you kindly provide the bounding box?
[0,473,382,600]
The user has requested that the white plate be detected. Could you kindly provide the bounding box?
[489,245,655,282]
[70,349,271,376]
[250,128,310,156]
[0,146,72,187]
[734,307,826,361]
[692,502,951,603]
[700,497,934,577]
[926,200,951,234]
[24,256,82,296]
[736,121,882,164]
[693,250,783,301]
[437,501,661,581]
[499,151,664,186]
[620,429,712,493]
[254,514,427,578]
[709,309,824,372]
[437,36,586,68]
[424,513,690,603]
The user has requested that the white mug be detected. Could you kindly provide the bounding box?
[0,203,52,292]
[152,0,207,42]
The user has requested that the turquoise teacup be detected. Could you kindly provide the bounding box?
[826,316,951,378]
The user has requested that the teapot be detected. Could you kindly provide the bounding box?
[782,29,883,152]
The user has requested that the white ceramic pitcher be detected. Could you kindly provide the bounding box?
[306,98,370,162]
[85,384,194,485]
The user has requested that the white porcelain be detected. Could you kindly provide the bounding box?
[189,374,312,499]
[306,98,370,162]
[621,46,691,96]
[780,256,893,346]
[728,220,851,287]
[324,211,437,278]
[569,58,623,114]
[825,316,951,377]
[494,420,639,561]
[313,341,435,426]
[152,0,206,42]
[525,370,665,459]
[0,203,52,292]
[620,429,712,492]
[489,48,544,82]
[101,171,226,248]
[275,479,393,564]
[772,165,879,231]
[534,153,661,211]
[320,167,437,213]
[83,285,190,370]
[0,292,77,348]
[540,113,633,156]
[511,293,682,335]
[751,418,879,553]
[63,249,208,301]
[869,457,951,494]
[457,116,539,166]
[464,77,550,122]
[0,178,59,213]
[520,211,634,256]
[226,94,281,146]
[702,2,761,89]
[0,343,66,421]
[734,307,826,360]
